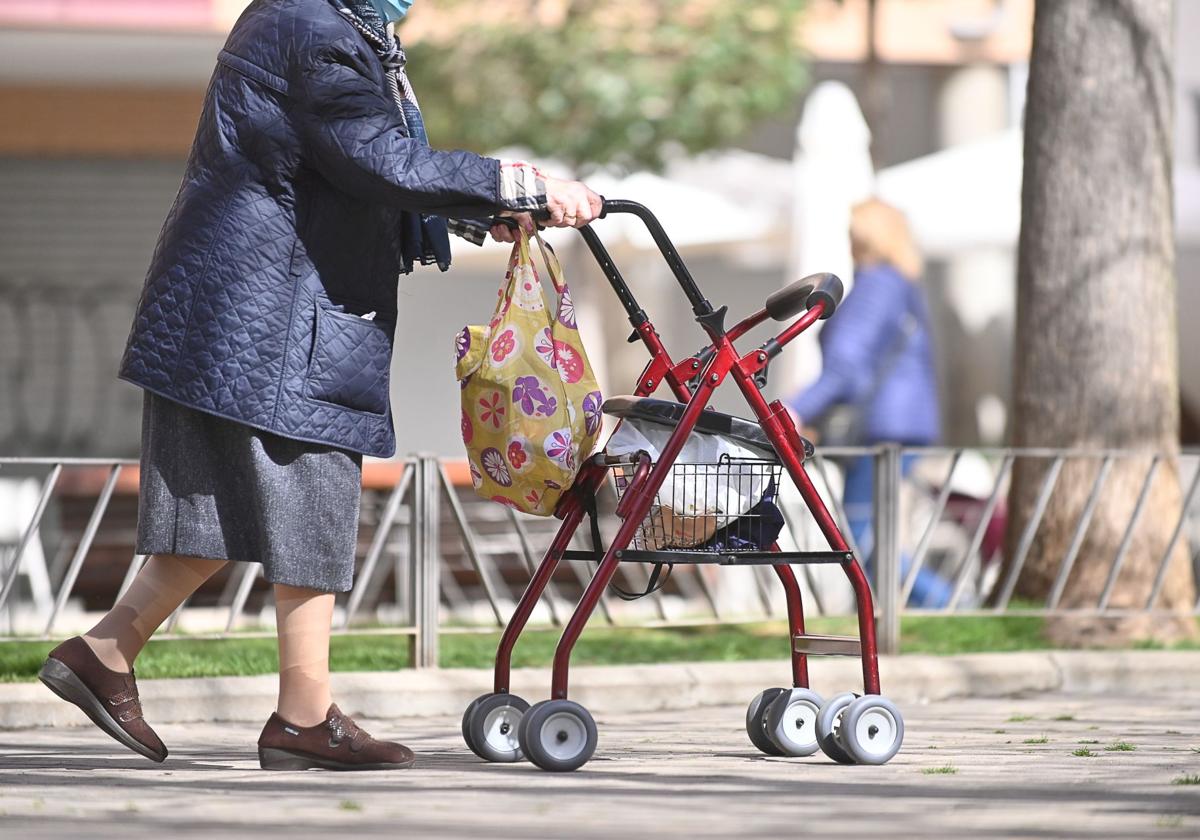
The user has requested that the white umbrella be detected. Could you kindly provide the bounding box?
[782,81,875,397]
[582,170,772,251]
[790,81,875,286]
[876,129,1022,257]
[878,130,1200,252]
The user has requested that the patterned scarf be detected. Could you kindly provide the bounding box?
[331,0,452,272]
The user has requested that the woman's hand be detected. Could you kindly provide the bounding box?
[489,213,535,244]
[488,177,603,243]
[544,177,604,229]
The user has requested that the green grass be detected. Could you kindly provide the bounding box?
[1105,741,1137,752]
[1008,714,1035,722]
[1072,748,1097,757]
[922,765,957,775]
[1172,774,1200,786]
[1053,714,1076,721]
[1078,739,1100,745]
[1131,635,1200,650]
[1023,735,1049,744]
[0,615,1058,682]
[338,800,362,812]
[894,615,1050,655]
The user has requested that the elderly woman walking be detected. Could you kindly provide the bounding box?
[37,0,600,771]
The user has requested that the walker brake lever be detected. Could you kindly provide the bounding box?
[753,364,769,390]
[685,346,717,393]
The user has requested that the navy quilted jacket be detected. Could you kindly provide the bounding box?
[118,0,511,458]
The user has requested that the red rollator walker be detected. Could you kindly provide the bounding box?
[461,201,903,771]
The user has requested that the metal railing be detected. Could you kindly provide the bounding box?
[1,447,1197,662]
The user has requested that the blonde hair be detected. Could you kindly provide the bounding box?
[849,199,924,281]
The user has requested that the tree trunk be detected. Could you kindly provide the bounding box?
[1005,0,1195,645]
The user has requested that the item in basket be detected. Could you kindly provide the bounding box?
[700,481,786,552]
[606,420,772,525]
[644,505,721,550]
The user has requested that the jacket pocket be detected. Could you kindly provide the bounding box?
[305,300,394,416]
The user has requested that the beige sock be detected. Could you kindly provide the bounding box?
[83,554,229,672]
[274,583,335,727]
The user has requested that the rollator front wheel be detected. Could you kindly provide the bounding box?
[764,688,824,757]
[839,695,904,765]
[462,693,530,762]
[518,699,598,772]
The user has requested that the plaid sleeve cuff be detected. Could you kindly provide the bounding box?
[447,160,547,246]
[498,160,548,212]
[447,217,491,246]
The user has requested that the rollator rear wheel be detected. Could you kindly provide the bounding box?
[745,687,788,756]
[764,688,824,757]
[518,699,598,772]
[816,692,858,764]
[463,693,530,762]
[839,695,904,765]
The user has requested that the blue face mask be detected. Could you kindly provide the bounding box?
[371,0,414,22]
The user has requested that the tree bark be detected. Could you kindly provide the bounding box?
[1005,0,1195,644]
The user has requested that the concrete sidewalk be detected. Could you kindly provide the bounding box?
[3,649,1199,729]
[1,692,1198,838]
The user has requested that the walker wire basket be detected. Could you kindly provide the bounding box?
[608,453,785,555]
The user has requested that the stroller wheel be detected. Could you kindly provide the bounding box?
[463,693,530,762]
[745,688,788,756]
[764,688,824,757]
[816,692,859,764]
[838,695,904,765]
[518,699,597,772]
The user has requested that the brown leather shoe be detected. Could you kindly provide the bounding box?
[258,704,415,771]
[38,636,167,763]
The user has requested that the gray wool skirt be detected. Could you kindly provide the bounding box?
[134,391,363,593]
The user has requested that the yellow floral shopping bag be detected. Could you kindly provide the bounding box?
[454,230,602,515]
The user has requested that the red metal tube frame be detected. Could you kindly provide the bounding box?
[492,256,880,700]
[772,560,810,688]
[550,353,733,698]
[492,322,678,694]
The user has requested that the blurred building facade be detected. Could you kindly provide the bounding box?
[0,0,1197,457]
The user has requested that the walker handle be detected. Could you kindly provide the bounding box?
[490,209,553,231]
[765,273,843,322]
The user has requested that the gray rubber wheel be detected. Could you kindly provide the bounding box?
[518,699,598,772]
[764,688,824,757]
[461,693,489,754]
[816,692,858,764]
[464,693,530,762]
[745,687,788,756]
[839,695,904,765]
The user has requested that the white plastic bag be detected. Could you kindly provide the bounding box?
[606,419,771,520]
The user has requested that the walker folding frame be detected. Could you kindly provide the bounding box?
[461,201,904,771]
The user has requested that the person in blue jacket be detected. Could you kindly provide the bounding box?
[788,199,951,608]
[37,0,601,771]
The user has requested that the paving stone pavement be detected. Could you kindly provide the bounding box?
[1,691,1198,838]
